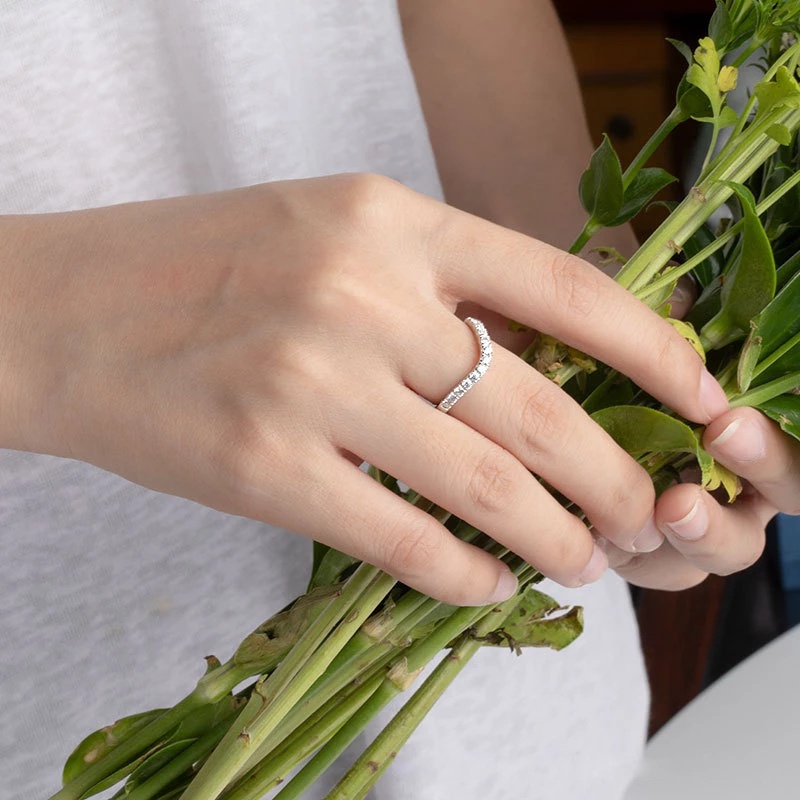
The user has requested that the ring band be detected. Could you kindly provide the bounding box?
[436,317,493,412]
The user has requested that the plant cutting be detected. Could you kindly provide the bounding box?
[50,2,800,799]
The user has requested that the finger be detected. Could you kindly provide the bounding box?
[434,214,728,424]
[704,407,800,514]
[402,314,663,553]
[296,451,519,607]
[606,537,709,591]
[654,482,774,575]
[338,385,608,588]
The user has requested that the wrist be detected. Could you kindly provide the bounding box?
[0,213,73,456]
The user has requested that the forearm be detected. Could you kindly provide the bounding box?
[400,0,637,256]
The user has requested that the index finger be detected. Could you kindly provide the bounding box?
[433,211,729,424]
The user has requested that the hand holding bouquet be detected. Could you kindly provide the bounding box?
[52,3,800,799]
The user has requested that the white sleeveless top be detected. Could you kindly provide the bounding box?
[0,2,649,798]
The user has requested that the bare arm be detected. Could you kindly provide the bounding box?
[399,0,636,254]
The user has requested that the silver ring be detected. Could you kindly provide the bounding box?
[436,317,493,413]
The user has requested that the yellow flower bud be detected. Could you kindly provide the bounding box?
[718,65,738,93]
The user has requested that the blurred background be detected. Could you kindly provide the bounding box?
[553,0,800,736]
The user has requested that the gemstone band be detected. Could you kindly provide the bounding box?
[436,317,493,413]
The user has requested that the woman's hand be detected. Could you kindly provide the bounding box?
[610,406,799,589]
[0,174,726,605]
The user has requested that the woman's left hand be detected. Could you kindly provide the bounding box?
[609,405,800,589]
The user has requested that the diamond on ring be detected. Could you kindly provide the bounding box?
[436,317,493,413]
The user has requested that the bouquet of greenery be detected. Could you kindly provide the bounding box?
[51,3,800,799]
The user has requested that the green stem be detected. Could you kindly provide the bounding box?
[125,704,246,800]
[51,694,211,800]
[322,598,521,800]
[726,40,800,144]
[231,595,439,781]
[568,219,600,255]
[623,105,685,189]
[180,565,394,800]
[639,153,800,301]
[221,674,385,800]
[729,371,800,407]
[616,107,800,295]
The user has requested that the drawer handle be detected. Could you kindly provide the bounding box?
[607,113,635,141]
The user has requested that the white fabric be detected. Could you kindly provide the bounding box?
[0,2,649,799]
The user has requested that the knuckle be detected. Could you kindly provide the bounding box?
[519,382,565,456]
[610,467,655,521]
[382,521,444,577]
[550,528,595,578]
[547,253,600,317]
[466,448,518,515]
[334,172,401,229]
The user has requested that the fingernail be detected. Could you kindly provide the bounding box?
[631,515,664,553]
[699,368,729,420]
[486,567,518,604]
[578,543,608,585]
[663,496,708,541]
[708,418,765,463]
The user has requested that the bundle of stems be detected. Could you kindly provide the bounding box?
[52,3,800,799]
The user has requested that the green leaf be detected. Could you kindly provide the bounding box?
[126,740,195,790]
[750,269,800,360]
[682,222,724,288]
[694,105,739,127]
[753,66,800,123]
[767,122,793,146]
[677,77,713,120]
[709,3,733,49]
[758,394,800,442]
[591,406,701,456]
[63,709,167,785]
[608,168,677,227]
[309,540,332,591]
[700,182,776,349]
[737,327,763,392]
[667,37,694,65]
[307,546,358,591]
[579,134,624,226]
[580,374,635,415]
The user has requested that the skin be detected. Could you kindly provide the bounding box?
[399,0,800,591]
[0,1,795,606]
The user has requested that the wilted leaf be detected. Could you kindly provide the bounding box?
[703,460,742,502]
[482,588,583,652]
[668,318,706,363]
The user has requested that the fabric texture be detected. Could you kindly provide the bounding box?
[0,2,649,798]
